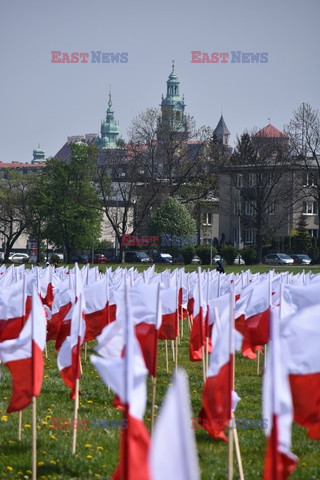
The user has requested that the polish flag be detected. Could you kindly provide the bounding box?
[47,287,75,345]
[263,306,298,479]
[57,268,86,399]
[281,302,320,440]
[83,276,116,342]
[150,368,200,480]
[235,279,270,359]
[0,289,47,413]
[0,278,31,342]
[119,283,161,377]
[158,286,178,341]
[198,291,240,441]
[91,286,151,480]
[189,270,206,361]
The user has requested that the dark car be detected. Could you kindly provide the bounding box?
[88,254,108,264]
[125,251,152,263]
[262,253,294,265]
[70,254,88,264]
[289,254,312,265]
[152,252,173,264]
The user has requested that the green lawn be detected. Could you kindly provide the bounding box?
[0,265,319,479]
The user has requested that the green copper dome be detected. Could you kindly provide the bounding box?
[97,90,124,150]
[32,144,45,163]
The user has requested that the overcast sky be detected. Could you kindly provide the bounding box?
[1,0,319,163]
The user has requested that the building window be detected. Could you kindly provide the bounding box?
[245,200,256,216]
[267,173,273,187]
[303,201,318,215]
[236,174,243,188]
[233,228,241,244]
[203,212,212,225]
[266,202,275,215]
[233,201,240,215]
[248,173,256,187]
[303,173,316,187]
[244,229,256,244]
[308,229,319,238]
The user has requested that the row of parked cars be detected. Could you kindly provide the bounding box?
[2,251,313,266]
[262,253,312,265]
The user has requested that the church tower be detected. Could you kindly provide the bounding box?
[97,90,124,149]
[32,144,45,164]
[214,114,230,146]
[160,61,187,134]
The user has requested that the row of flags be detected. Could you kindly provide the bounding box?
[0,263,319,479]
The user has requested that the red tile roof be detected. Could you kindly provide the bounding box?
[254,124,288,138]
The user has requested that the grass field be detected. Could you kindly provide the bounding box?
[0,264,319,479]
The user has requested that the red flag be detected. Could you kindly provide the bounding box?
[0,289,47,413]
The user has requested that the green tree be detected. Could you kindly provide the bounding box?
[148,197,196,255]
[291,214,312,253]
[0,170,36,262]
[39,144,103,262]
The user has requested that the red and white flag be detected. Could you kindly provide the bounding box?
[198,291,240,441]
[57,267,86,399]
[0,289,47,413]
[91,285,151,480]
[0,278,31,342]
[150,368,200,480]
[263,305,298,479]
[281,301,320,440]
[235,278,270,359]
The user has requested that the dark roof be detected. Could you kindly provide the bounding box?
[214,115,230,135]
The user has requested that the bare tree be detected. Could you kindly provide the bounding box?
[0,170,36,261]
[285,103,320,235]
[95,107,215,260]
[220,131,295,262]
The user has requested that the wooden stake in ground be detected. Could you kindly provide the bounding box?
[72,378,80,454]
[32,396,37,480]
[150,376,157,434]
[164,340,169,372]
[18,410,22,441]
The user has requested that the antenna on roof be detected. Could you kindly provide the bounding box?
[267,117,271,124]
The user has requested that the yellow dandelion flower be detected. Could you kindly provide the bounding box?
[44,375,49,379]
[46,415,51,420]
[42,451,47,455]
[24,423,31,428]
[26,470,32,474]
[50,460,56,465]
[302,463,307,467]
[3,396,7,400]
[6,466,13,471]
[42,421,48,425]
[17,472,24,476]
[50,435,56,440]
[1,415,8,422]
[8,440,14,444]
[97,446,104,451]
[87,400,93,404]
[86,455,93,460]
[95,475,101,478]
[41,476,46,480]
[85,443,91,448]
[38,461,45,466]
[37,425,41,430]
[47,408,52,412]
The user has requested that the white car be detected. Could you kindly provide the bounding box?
[234,255,245,265]
[8,253,30,263]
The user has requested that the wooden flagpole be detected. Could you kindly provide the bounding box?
[72,293,82,454]
[72,378,80,454]
[150,283,161,434]
[18,272,26,440]
[32,396,37,480]
[164,340,169,372]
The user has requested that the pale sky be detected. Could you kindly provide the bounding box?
[1,0,319,163]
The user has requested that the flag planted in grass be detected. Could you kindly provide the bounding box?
[0,289,47,413]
